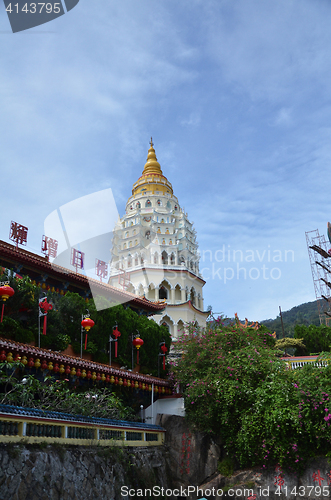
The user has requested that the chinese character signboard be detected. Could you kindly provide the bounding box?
[95,259,108,281]
[71,248,84,272]
[9,221,28,246]
[41,235,58,259]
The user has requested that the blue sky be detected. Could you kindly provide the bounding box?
[1,0,331,321]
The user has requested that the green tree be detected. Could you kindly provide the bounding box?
[294,324,331,355]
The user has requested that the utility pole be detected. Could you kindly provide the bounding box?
[279,306,285,339]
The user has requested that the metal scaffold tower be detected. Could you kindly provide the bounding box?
[306,229,331,326]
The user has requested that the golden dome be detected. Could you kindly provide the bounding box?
[132,138,173,197]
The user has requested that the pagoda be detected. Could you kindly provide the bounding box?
[109,139,208,339]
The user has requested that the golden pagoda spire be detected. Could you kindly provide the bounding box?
[142,138,163,175]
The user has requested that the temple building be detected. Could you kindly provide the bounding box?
[109,139,208,339]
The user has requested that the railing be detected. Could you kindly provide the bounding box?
[0,404,165,446]
[281,356,328,370]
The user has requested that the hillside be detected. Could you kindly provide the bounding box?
[261,300,320,338]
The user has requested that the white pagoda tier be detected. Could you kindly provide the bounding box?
[109,139,208,339]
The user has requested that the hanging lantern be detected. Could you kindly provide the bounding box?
[110,375,114,384]
[70,367,76,377]
[162,386,165,393]
[160,343,168,370]
[142,383,145,390]
[138,381,142,389]
[53,363,59,373]
[65,365,71,376]
[132,336,144,365]
[127,379,131,388]
[101,373,106,382]
[81,317,95,350]
[76,368,81,378]
[41,360,48,370]
[96,373,101,381]
[0,351,6,362]
[59,364,65,374]
[6,352,13,363]
[0,285,15,323]
[21,356,28,366]
[123,379,128,387]
[112,326,121,357]
[47,362,53,371]
[39,299,53,335]
[115,377,119,385]
[34,358,41,369]
[92,371,97,381]
[119,378,123,386]
[81,369,87,378]
[148,384,152,391]
[87,370,92,379]
[28,358,34,368]
[135,381,139,389]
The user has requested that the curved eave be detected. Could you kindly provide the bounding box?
[166,300,210,315]
[0,337,170,387]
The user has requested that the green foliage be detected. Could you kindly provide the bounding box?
[262,300,320,338]
[171,322,331,472]
[275,337,306,352]
[0,270,171,377]
[294,324,331,355]
[218,457,234,476]
[0,362,136,421]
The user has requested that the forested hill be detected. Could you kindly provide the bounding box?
[261,300,320,338]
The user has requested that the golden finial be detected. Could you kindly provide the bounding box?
[150,137,153,147]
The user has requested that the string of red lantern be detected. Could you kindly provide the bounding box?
[0,284,15,323]
[81,317,95,350]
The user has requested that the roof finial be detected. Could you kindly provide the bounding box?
[150,137,153,148]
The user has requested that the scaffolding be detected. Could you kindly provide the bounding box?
[306,229,331,326]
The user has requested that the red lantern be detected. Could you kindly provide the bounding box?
[106,374,110,383]
[115,377,119,385]
[139,381,142,389]
[65,365,71,375]
[132,336,144,365]
[28,358,34,368]
[112,326,121,357]
[41,360,48,370]
[81,317,95,350]
[53,363,59,373]
[87,370,92,379]
[39,299,53,335]
[161,343,168,370]
[96,373,101,381]
[0,285,15,323]
[76,368,81,378]
[0,351,6,362]
[123,378,128,387]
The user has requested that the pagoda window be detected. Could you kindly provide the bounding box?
[130,221,133,226]
[145,231,150,240]
[159,286,168,300]
[170,253,175,264]
[161,218,165,223]
[125,231,129,238]
[130,205,133,210]
[123,243,127,249]
[136,201,141,208]
[133,229,136,235]
[157,227,161,234]
[162,251,168,265]
[153,253,158,264]
[135,256,138,266]
[135,239,138,246]
[145,199,151,207]
[167,201,171,209]
[165,228,170,234]
[129,241,132,247]
[162,238,166,245]
[157,199,162,206]
[128,255,132,267]
[141,255,145,264]
[169,239,173,245]
[174,205,178,211]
